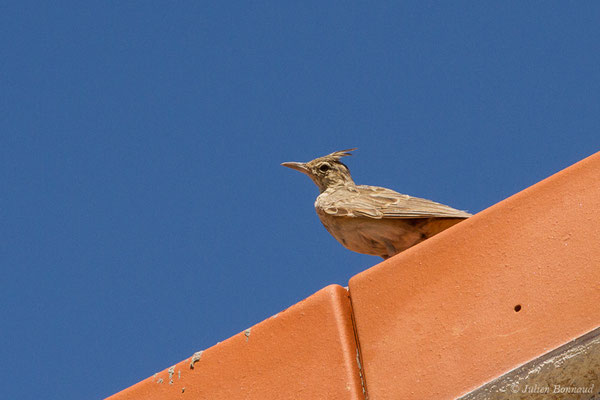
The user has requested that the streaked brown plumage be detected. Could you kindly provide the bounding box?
[282,148,471,259]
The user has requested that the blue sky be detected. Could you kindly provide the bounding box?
[2,2,599,399]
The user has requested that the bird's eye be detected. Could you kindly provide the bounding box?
[319,164,330,172]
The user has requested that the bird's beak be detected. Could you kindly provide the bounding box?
[281,161,309,175]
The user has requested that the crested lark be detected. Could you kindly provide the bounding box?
[282,148,471,259]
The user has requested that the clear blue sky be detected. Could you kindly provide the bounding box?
[2,2,599,399]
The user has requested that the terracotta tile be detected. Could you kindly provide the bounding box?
[106,285,364,400]
[349,151,600,399]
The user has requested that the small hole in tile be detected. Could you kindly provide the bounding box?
[514,304,522,312]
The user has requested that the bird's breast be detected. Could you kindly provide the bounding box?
[314,207,418,257]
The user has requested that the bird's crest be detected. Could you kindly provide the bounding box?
[325,148,357,160]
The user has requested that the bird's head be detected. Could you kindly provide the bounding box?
[281,148,356,192]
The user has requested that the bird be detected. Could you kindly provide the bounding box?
[281,148,471,259]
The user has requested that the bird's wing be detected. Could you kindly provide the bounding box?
[320,185,472,219]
